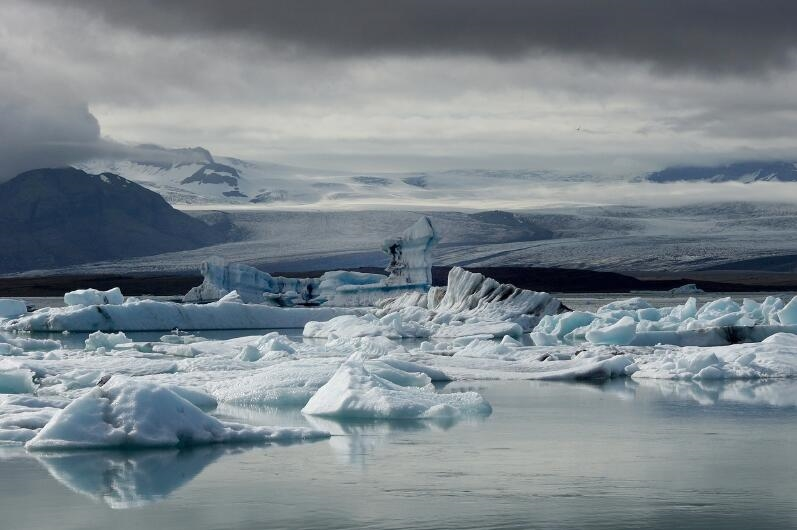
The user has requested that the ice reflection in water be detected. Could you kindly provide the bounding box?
[34,446,231,509]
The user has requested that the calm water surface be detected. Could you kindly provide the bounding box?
[1,379,796,529]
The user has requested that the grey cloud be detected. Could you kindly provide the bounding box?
[37,0,797,74]
[0,91,104,181]
[0,85,211,181]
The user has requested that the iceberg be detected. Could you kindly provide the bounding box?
[668,283,704,295]
[382,216,437,286]
[64,287,124,307]
[183,216,439,307]
[0,299,27,319]
[26,377,329,450]
[0,368,37,394]
[533,294,797,347]
[2,291,356,332]
[84,331,130,351]
[316,216,440,305]
[379,267,565,330]
[301,353,491,419]
[184,256,321,305]
[307,267,565,339]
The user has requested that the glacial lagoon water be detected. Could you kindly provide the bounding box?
[2,378,797,530]
[4,292,797,528]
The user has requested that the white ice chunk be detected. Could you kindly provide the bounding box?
[0,299,27,319]
[184,256,320,305]
[585,316,637,345]
[0,369,36,394]
[85,331,130,351]
[26,378,329,450]
[382,216,438,287]
[64,287,124,307]
[668,284,704,294]
[777,297,797,325]
[302,353,491,419]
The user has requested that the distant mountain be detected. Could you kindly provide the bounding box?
[647,161,797,183]
[78,145,344,206]
[0,168,231,273]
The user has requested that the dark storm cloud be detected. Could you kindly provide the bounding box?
[39,0,797,74]
[0,86,206,181]
[0,91,103,181]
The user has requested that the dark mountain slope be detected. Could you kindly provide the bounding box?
[0,167,230,273]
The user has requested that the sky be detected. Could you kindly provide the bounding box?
[2,0,797,180]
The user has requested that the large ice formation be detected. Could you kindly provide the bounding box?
[301,353,491,419]
[26,377,329,450]
[305,267,566,339]
[382,216,437,286]
[183,216,439,307]
[1,291,356,332]
[184,257,321,305]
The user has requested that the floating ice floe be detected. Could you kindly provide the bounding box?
[532,295,797,347]
[1,334,61,357]
[1,290,356,332]
[302,353,491,419]
[0,323,795,450]
[25,377,329,450]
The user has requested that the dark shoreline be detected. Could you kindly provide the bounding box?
[2,266,796,298]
